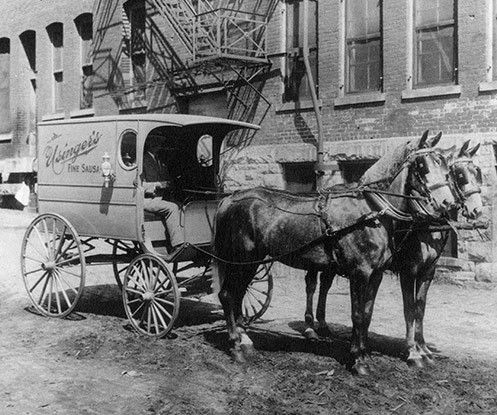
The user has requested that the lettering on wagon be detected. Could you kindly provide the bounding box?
[44,131,102,175]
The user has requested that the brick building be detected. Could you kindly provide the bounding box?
[0,0,94,205]
[1,0,496,281]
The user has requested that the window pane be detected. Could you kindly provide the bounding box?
[54,72,63,112]
[347,0,380,37]
[416,0,453,25]
[416,26,454,85]
[348,40,380,92]
[345,0,382,93]
[284,1,318,102]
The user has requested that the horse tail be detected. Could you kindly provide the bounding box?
[211,196,232,295]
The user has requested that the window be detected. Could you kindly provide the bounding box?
[345,0,382,93]
[0,38,10,135]
[75,14,93,109]
[119,130,137,169]
[47,23,64,112]
[283,163,316,193]
[414,0,456,87]
[283,0,318,103]
[19,31,36,74]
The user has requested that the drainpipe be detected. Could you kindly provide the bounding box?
[302,0,324,190]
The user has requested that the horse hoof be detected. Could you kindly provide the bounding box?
[240,342,255,356]
[315,326,332,338]
[407,357,424,368]
[231,349,246,364]
[351,363,370,376]
[422,354,435,365]
[304,328,320,341]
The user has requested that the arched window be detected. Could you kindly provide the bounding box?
[19,30,36,74]
[0,38,11,134]
[46,23,64,113]
[75,13,93,109]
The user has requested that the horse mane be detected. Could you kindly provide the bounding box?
[359,138,420,189]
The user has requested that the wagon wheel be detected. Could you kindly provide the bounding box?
[241,263,274,324]
[21,213,86,318]
[122,254,180,337]
[111,240,142,290]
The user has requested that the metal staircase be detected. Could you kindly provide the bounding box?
[150,0,279,127]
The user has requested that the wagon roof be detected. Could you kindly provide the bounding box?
[38,114,260,131]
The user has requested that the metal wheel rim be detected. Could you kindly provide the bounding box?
[112,240,142,290]
[21,213,86,318]
[242,263,273,324]
[122,254,180,337]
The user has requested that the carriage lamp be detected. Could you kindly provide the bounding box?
[101,152,114,187]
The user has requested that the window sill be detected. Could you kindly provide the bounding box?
[276,99,322,113]
[401,85,461,100]
[334,92,385,107]
[70,108,95,118]
[41,113,65,122]
[479,81,497,93]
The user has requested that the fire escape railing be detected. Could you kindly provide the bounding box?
[194,8,268,62]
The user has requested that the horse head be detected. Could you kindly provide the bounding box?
[405,131,456,217]
[446,140,483,220]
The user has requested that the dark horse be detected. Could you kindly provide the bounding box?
[213,132,456,374]
[303,138,483,368]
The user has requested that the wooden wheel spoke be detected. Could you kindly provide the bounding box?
[127,272,147,291]
[149,303,161,333]
[24,265,47,277]
[56,266,83,280]
[29,270,49,292]
[32,226,50,258]
[152,299,173,322]
[35,271,51,301]
[126,287,145,297]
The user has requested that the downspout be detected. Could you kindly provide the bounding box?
[302,0,324,190]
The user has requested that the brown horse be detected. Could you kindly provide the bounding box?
[303,138,483,368]
[213,132,455,374]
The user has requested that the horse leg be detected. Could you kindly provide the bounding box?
[400,272,424,367]
[304,269,320,341]
[348,269,383,376]
[315,269,335,338]
[233,264,259,356]
[414,273,435,363]
[218,264,253,362]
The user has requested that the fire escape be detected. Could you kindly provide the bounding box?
[149,0,278,134]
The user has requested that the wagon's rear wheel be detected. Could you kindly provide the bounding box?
[21,213,86,318]
[242,263,273,324]
[111,240,142,290]
[122,254,180,337]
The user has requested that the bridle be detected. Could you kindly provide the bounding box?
[404,147,453,217]
[448,157,482,203]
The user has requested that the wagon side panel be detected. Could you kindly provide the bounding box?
[37,120,139,240]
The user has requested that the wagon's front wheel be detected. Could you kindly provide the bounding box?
[21,213,86,318]
[241,263,274,324]
[122,254,180,337]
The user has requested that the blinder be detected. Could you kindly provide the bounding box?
[415,155,430,176]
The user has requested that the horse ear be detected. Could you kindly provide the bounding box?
[458,140,470,157]
[427,131,442,148]
[419,130,430,148]
[468,142,481,157]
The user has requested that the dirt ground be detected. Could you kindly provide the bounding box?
[1,208,497,414]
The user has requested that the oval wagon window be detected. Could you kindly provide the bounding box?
[119,130,137,170]
[197,134,213,167]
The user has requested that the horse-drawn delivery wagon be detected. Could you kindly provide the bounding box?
[20,114,273,337]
